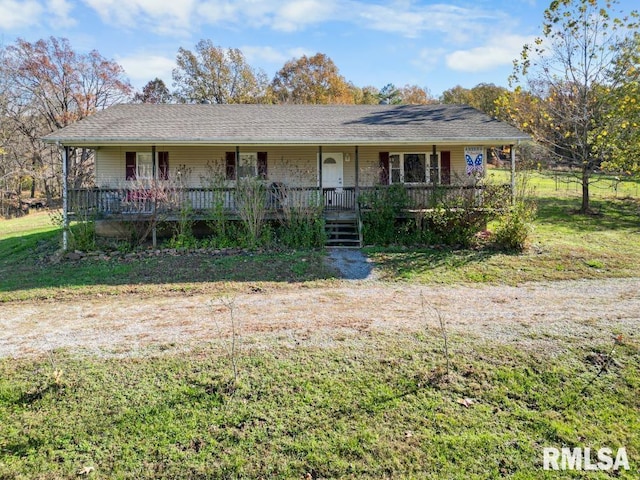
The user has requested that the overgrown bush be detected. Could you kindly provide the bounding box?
[493,201,537,251]
[168,198,197,249]
[235,177,268,248]
[420,207,486,247]
[50,210,96,251]
[276,209,326,249]
[360,184,410,245]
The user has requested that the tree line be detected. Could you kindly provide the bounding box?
[0,35,504,204]
[0,0,638,214]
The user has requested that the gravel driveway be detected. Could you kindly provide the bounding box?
[1,277,638,358]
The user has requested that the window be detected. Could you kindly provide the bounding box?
[225,151,268,180]
[390,154,401,184]
[136,153,153,179]
[125,151,169,181]
[387,152,439,184]
[404,153,426,183]
[238,153,257,178]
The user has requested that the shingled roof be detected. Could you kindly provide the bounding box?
[43,103,529,146]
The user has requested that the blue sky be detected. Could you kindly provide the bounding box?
[0,0,637,98]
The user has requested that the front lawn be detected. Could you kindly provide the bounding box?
[367,196,640,284]
[0,331,637,478]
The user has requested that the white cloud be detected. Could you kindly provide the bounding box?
[46,0,76,27]
[411,47,447,72]
[116,52,176,90]
[82,0,196,34]
[445,34,534,72]
[356,2,491,41]
[272,0,337,32]
[0,0,43,29]
[241,45,311,66]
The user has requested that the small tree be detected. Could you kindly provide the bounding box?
[506,0,639,213]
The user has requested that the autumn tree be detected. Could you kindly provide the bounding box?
[506,0,638,213]
[600,32,640,175]
[441,83,508,116]
[133,78,173,104]
[271,53,354,104]
[398,85,436,104]
[172,41,270,104]
[353,85,380,105]
[0,37,132,195]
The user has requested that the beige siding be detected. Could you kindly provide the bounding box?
[95,144,490,188]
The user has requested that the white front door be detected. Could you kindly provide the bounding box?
[321,153,343,190]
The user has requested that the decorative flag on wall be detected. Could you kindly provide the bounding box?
[465,147,484,175]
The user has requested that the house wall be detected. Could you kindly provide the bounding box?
[95,144,483,188]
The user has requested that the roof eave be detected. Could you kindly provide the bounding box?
[44,136,532,148]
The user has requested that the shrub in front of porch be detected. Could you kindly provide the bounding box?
[360,184,516,248]
[360,185,412,245]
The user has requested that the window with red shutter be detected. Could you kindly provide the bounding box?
[257,152,268,179]
[226,151,236,180]
[379,152,390,185]
[158,152,169,180]
[126,152,136,180]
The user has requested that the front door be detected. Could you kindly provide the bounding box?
[321,153,343,190]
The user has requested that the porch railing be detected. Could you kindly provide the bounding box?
[67,184,508,218]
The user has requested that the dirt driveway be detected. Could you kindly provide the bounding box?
[1,277,639,358]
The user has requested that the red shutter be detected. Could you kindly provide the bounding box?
[225,151,236,180]
[126,152,136,180]
[379,152,390,185]
[257,152,268,179]
[158,151,169,180]
[441,151,451,185]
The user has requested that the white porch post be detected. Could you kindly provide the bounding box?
[354,146,359,198]
[318,145,323,207]
[61,144,69,251]
[510,143,516,205]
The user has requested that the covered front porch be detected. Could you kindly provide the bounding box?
[67,184,502,219]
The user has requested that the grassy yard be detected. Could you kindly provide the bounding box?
[368,195,640,284]
[1,330,638,479]
[0,212,337,302]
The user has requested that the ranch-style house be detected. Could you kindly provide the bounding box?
[44,103,529,247]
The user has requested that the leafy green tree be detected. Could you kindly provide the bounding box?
[378,83,402,105]
[507,0,638,213]
[173,41,270,104]
[353,85,380,105]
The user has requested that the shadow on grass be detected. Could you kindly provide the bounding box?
[366,247,509,280]
[0,229,338,296]
[535,196,640,232]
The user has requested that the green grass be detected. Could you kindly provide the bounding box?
[0,332,637,478]
[0,212,338,302]
[487,168,640,200]
[367,193,640,285]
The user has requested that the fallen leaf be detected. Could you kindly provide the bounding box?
[77,466,94,475]
[457,397,475,408]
